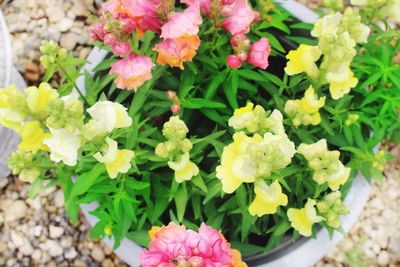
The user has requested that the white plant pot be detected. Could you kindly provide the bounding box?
[0,10,26,179]
[76,2,371,266]
[0,2,372,266]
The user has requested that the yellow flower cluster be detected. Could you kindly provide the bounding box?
[155,116,199,183]
[217,103,296,217]
[351,0,400,23]
[285,8,370,100]
[228,102,285,136]
[284,86,326,127]
[298,139,350,190]
[1,83,135,182]
[316,191,349,228]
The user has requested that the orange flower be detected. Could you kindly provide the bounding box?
[232,249,248,267]
[154,35,201,69]
[148,226,162,241]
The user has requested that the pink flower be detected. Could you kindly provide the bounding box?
[139,222,243,266]
[160,3,203,39]
[181,0,211,16]
[89,23,106,41]
[112,42,131,56]
[227,55,242,69]
[247,38,271,69]
[198,224,233,262]
[221,0,259,35]
[121,0,162,33]
[104,33,117,46]
[110,54,154,91]
[140,251,169,266]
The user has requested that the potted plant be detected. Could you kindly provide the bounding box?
[0,0,399,266]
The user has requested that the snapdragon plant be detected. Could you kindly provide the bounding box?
[0,0,398,261]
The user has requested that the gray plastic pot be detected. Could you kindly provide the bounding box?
[0,10,26,179]
[77,2,371,266]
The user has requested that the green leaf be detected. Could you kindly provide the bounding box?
[29,178,43,198]
[191,175,208,193]
[260,71,285,87]
[179,69,195,98]
[205,71,228,99]
[127,230,151,248]
[174,184,188,222]
[183,98,227,109]
[223,78,239,109]
[71,164,105,198]
[235,185,247,214]
[203,180,222,204]
[272,220,291,236]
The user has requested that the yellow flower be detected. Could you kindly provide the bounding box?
[285,45,322,78]
[18,121,50,154]
[327,163,351,190]
[327,65,358,100]
[311,12,342,39]
[287,199,324,237]
[232,249,248,267]
[249,180,288,217]
[25,83,59,114]
[284,86,325,127]
[0,85,27,132]
[19,167,41,183]
[216,132,261,193]
[168,152,199,183]
[94,137,134,179]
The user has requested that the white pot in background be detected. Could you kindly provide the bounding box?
[0,10,26,180]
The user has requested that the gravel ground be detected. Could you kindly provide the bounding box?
[0,0,399,266]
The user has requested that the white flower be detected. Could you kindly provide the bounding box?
[87,101,132,133]
[43,128,82,166]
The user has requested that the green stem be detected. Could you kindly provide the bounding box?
[59,64,89,105]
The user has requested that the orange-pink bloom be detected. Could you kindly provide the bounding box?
[154,35,201,69]
[110,54,154,91]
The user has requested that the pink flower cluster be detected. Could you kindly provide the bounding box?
[227,35,271,70]
[140,222,247,266]
[89,0,270,91]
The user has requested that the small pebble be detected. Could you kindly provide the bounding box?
[91,246,105,262]
[49,225,65,239]
[377,250,390,266]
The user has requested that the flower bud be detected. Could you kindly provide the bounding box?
[112,42,131,57]
[171,104,181,114]
[237,52,248,61]
[166,90,177,100]
[227,55,242,69]
[104,33,117,46]
[121,19,135,33]
[104,225,113,236]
